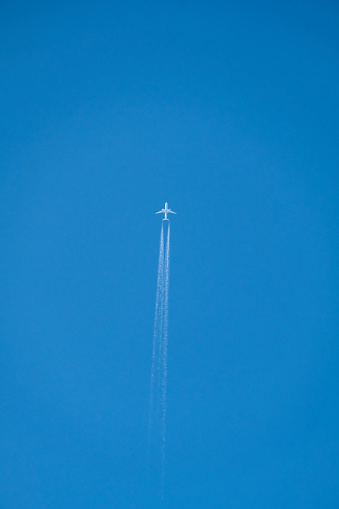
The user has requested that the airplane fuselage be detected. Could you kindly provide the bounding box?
[163,202,169,220]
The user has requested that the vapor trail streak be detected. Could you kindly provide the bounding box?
[148,219,171,496]
[161,221,170,483]
[149,222,165,430]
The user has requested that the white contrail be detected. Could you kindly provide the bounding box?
[148,219,171,494]
[160,221,170,483]
[149,222,165,431]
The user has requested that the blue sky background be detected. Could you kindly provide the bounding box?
[1,1,338,507]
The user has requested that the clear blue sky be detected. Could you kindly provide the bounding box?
[1,1,338,507]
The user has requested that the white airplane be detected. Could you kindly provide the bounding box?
[155,202,177,220]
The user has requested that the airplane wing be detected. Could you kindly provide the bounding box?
[169,210,177,214]
[155,210,164,214]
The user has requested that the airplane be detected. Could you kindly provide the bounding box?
[155,202,177,220]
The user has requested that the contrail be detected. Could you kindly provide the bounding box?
[149,222,165,431]
[148,219,171,494]
[160,221,170,484]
